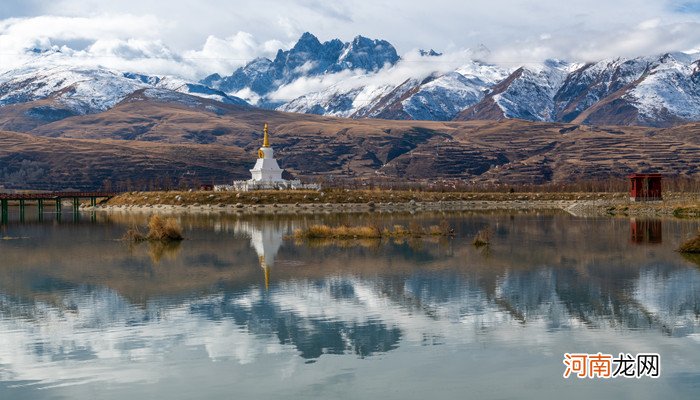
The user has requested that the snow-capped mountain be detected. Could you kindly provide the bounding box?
[1,31,700,128]
[279,60,510,120]
[201,32,400,103]
[278,48,700,127]
[572,52,700,126]
[280,85,383,117]
[0,66,149,114]
[457,52,700,126]
[456,59,577,121]
[356,61,511,120]
[0,65,247,117]
[552,57,654,122]
[625,54,700,125]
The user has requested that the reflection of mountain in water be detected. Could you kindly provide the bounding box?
[1,215,700,385]
[190,286,401,360]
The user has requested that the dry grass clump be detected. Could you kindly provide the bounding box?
[678,230,700,253]
[147,215,184,241]
[390,225,409,236]
[124,214,184,242]
[432,220,455,236]
[294,221,454,240]
[295,224,382,239]
[473,228,491,247]
[123,225,147,242]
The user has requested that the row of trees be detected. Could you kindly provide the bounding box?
[306,175,700,193]
[2,167,699,193]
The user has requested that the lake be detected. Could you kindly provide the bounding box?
[1,210,699,399]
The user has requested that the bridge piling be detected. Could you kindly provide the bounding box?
[1,199,7,224]
[19,199,25,221]
[0,192,114,222]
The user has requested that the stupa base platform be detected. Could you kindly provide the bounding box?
[215,180,320,192]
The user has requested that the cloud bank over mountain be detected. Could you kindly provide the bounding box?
[1,0,700,80]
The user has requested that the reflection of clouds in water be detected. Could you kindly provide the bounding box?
[634,268,700,336]
[0,289,295,386]
[1,264,699,386]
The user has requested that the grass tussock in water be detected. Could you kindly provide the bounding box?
[296,224,382,239]
[293,222,454,240]
[473,228,491,247]
[678,230,700,253]
[124,215,184,242]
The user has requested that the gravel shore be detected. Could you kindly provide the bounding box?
[86,190,700,218]
[88,199,612,216]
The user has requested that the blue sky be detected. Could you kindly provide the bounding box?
[1,0,699,78]
[673,1,700,13]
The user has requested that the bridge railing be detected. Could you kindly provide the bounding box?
[0,192,116,200]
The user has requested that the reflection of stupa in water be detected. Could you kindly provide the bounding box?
[235,220,287,289]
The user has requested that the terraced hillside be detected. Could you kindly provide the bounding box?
[0,91,698,190]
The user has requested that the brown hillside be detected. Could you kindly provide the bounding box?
[0,92,699,189]
[0,130,250,190]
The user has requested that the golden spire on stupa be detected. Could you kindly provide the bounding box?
[260,255,269,290]
[263,123,269,148]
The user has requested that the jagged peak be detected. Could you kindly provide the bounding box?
[249,57,273,66]
[350,35,373,45]
[292,32,322,51]
[348,35,394,49]
[298,31,319,42]
[419,49,442,57]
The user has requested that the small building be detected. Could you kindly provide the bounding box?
[629,173,662,201]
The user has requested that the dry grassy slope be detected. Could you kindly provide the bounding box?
[0,130,250,189]
[1,91,699,188]
[0,98,81,132]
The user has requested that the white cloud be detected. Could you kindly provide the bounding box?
[0,1,699,82]
[268,49,486,102]
[0,15,289,79]
[181,32,294,77]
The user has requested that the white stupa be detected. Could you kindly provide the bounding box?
[249,123,284,183]
[219,123,319,192]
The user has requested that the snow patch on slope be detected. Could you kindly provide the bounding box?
[0,65,248,116]
[493,60,575,121]
[0,66,148,113]
[625,54,700,120]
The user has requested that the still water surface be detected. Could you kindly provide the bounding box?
[1,211,699,399]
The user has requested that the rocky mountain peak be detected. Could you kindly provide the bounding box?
[419,49,442,57]
[204,32,400,102]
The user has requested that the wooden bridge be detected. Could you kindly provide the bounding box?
[0,191,115,222]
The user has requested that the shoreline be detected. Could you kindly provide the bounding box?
[82,190,700,218]
[89,199,578,215]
